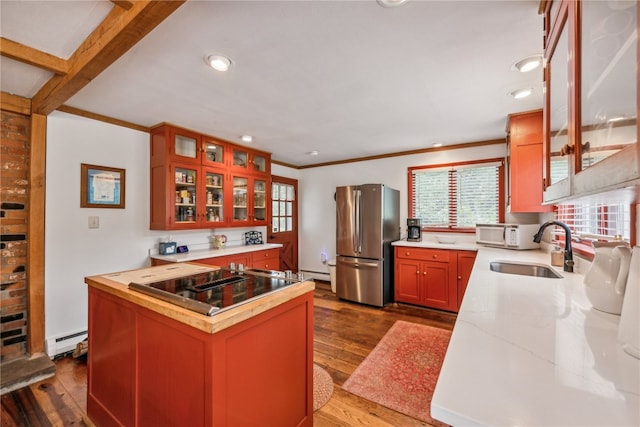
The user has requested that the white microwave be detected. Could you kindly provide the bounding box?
[476,224,541,250]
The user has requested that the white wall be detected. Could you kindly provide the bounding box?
[296,144,507,276]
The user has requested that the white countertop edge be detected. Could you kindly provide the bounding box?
[150,243,283,262]
[392,239,479,251]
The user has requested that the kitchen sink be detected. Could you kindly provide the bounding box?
[489,261,563,279]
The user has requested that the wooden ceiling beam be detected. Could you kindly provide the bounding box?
[1,91,32,115]
[31,0,185,116]
[111,1,134,10]
[0,37,69,75]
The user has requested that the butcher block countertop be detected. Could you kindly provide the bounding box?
[431,246,639,427]
[85,263,314,335]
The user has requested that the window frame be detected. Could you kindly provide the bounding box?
[555,203,637,260]
[408,158,505,233]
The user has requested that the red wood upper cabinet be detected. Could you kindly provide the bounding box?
[202,136,227,168]
[229,145,271,176]
[507,110,554,213]
[150,123,271,230]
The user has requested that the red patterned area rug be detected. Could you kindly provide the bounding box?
[342,320,451,426]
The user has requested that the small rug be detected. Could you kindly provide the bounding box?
[342,320,451,425]
[313,363,333,411]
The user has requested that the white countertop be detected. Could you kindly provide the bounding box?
[432,246,639,427]
[150,243,282,263]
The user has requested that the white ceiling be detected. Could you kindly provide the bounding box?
[0,0,544,166]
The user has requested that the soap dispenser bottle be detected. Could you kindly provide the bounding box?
[551,240,564,267]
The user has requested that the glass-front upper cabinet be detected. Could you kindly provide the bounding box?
[202,137,225,167]
[174,165,198,225]
[252,153,268,174]
[547,11,570,186]
[170,127,201,164]
[230,146,270,175]
[232,148,249,170]
[232,176,248,223]
[579,1,637,171]
[253,179,267,222]
[204,169,225,225]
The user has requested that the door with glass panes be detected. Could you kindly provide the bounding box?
[269,176,298,272]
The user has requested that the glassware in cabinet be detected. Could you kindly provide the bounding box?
[204,170,225,224]
[253,179,267,222]
[232,176,248,222]
[174,166,198,224]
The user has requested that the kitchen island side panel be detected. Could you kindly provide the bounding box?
[87,288,136,427]
[87,286,313,427]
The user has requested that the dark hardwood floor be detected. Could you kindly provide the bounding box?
[1,282,456,426]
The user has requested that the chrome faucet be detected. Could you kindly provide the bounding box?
[534,221,574,272]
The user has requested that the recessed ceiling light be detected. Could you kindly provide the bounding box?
[377,0,409,7]
[241,135,253,143]
[308,151,319,156]
[509,88,533,99]
[512,55,542,73]
[205,54,232,72]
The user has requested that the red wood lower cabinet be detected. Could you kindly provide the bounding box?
[394,247,476,312]
[87,288,313,427]
[457,251,477,308]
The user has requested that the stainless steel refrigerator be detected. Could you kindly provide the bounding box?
[336,184,400,307]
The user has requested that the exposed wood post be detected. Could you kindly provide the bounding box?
[28,113,47,355]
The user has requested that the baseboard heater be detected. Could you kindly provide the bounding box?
[298,270,330,282]
[46,330,87,359]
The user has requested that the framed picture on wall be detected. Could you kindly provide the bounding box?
[81,163,126,208]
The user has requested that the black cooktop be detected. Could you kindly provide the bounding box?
[129,268,300,316]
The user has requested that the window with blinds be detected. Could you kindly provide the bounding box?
[409,159,504,230]
[556,203,632,242]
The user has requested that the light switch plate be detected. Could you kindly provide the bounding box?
[88,216,100,229]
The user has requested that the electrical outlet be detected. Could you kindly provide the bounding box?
[88,216,100,229]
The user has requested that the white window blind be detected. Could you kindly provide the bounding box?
[556,203,631,241]
[410,161,502,229]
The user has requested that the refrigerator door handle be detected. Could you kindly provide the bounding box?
[339,258,379,268]
[354,189,362,253]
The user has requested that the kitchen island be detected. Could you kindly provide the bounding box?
[85,263,315,427]
[432,246,639,426]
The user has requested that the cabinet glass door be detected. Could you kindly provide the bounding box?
[579,1,637,171]
[232,176,248,222]
[548,18,570,185]
[203,138,225,167]
[232,148,249,170]
[252,153,268,174]
[174,166,198,224]
[174,134,197,159]
[204,170,224,224]
[253,179,267,222]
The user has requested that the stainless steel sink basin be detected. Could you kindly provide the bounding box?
[489,261,562,279]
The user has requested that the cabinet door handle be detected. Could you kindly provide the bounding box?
[423,271,427,275]
[416,271,420,275]
[406,252,410,256]
[458,276,462,280]
[432,255,437,259]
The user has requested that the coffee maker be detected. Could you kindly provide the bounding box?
[407,218,422,242]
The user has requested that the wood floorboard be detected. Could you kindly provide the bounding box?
[0,284,455,426]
